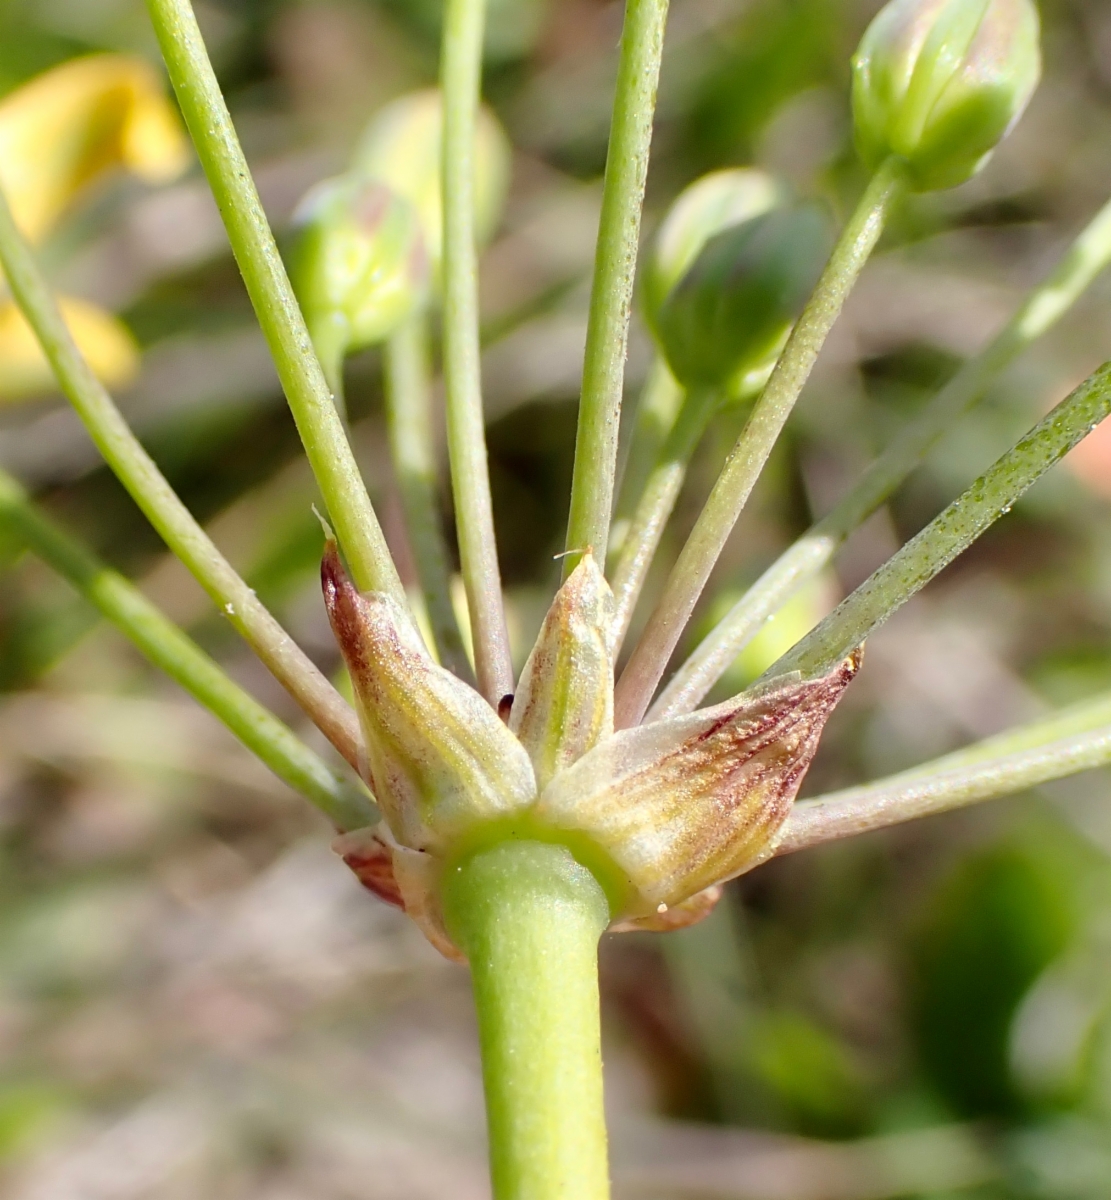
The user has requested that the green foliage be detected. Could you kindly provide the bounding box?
[909,842,1077,1118]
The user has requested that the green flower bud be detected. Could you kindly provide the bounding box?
[291,176,430,372]
[655,202,832,393]
[352,88,511,274]
[642,168,783,338]
[852,0,1041,192]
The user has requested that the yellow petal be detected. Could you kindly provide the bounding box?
[0,296,138,402]
[322,543,536,854]
[0,54,189,243]
[509,552,615,792]
[535,652,862,917]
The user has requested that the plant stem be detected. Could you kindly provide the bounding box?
[614,160,906,729]
[440,0,513,706]
[0,182,365,775]
[648,532,836,720]
[384,315,472,679]
[609,357,685,560]
[0,470,374,832]
[145,0,402,602]
[309,311,349,424]
[898,687,1111,776]
[650,193,1111,720]
[767,362,1111,680]
[610,386,720,650]
[442,841,611,1200]
[563,0,671,576]
[776,724,1111,858]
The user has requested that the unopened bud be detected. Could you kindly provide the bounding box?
[535,652,861,918]
[852,0,1040,192]
[322,543,535,855]
[642,168,783,336]
[291,176,430,370]
[353,89,511,274]
[655,202,832,394]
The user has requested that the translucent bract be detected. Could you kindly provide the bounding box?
[325,548,860,957]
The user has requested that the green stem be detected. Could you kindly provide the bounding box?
[145,0,402,601]
[563,0,671,576]
[442,841,611,1200]
[384,315,472,679]
[650,193,1111,720]
[0,181,365,775]
[898,687,1111,776]
[610,386,720,650]
[776,724,1111,858]
[440,0,513,706]
[767,362,1111,680]
[614,160,906,729]
[609,357,685,561]
[309,311,349,424]
[0,470,374,832]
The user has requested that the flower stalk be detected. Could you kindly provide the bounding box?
[610,385,721,649]
[442,841,612,1200]
[614,159,907,729]
[440,0,514,705]
[769,363,1111,680]
[564,0,671,575]
[0,180,366,774]
[0,469,373,831]
[650,191,1111,720]
[384,315,472,679]
[144,0,404,603]
[778,724,1111,857]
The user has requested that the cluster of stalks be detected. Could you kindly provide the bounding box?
[2,0,1111,1195]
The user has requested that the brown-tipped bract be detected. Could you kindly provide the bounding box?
[534,652,862,917]
[322,544,535,855]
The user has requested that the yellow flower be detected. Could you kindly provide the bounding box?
[0,54,189,243]
[0,297,138,402]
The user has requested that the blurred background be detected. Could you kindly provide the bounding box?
[2,0,1111,1195]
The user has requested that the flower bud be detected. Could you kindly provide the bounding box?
[291,176,430,370]
[352,89,511,274]
[322,543,535,855]
[509,553,615,793]
[851,0,1041,192]
[655,202,832,394]
[642,168,783,337]
[534,652,861,919]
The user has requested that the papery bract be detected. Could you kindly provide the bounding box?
[509,553,616,792]
[535,652,862,918]
[322,542,535,855]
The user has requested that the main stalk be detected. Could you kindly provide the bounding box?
[442,840,612,1200]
